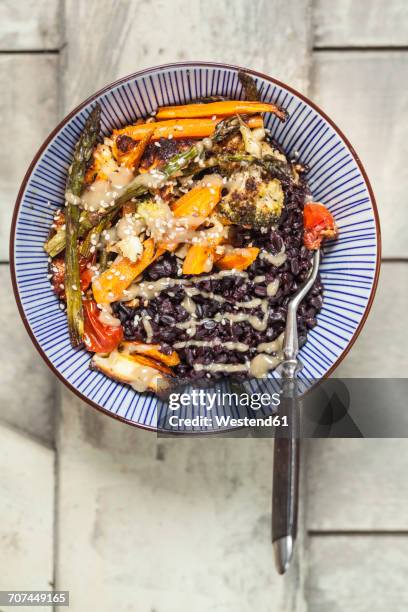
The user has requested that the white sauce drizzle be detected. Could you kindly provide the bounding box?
[192,332,285,377]
[174,339,249,352]
[81,167,134,213]
[65,191,82,206]
[142,318,154,342]
[260,246,287,267]
[98,304,121,327]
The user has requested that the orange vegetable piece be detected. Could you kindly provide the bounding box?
[113,116,263,141]
[156,100,286,121]
[216,247,260,271]
[158,185,222,253]
[171,184,221,218]
[92,238,155,304]
[113,127,154,169]
[183,244,216,275]
[123,341,180,366]
[303,202,338,250]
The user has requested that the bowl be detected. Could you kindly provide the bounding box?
[10,62,381,431]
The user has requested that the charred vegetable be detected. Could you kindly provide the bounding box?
[91,349,172,393]
[218,165,285,227]
[64,104,101,346]
[155,100,286,121]
[238,71,261,101]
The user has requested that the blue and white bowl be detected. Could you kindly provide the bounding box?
[10,62,381,431]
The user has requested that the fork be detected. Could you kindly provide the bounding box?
[272,249,320,574]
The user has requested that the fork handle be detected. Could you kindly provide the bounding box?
[272,397,299,573]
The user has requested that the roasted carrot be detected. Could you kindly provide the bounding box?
[156,100,286,121]
[183,244,215,275]
[123,341,180,366]
[113,127,154,169]
[171,184,221,217]
[157,185,222,252]
[92,238,155,304]
[216,247,260,271]
[113,116,263,141]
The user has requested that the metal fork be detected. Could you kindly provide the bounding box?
[272,249,320,574]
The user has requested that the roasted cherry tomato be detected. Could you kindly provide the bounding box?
[50,257,94,299]
[83,299,123,354]
[303,202,338,250]
[79,266,94,292]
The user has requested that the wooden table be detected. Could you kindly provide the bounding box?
[0,1,407,610]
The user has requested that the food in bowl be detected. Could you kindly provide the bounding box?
[44,72,337,393]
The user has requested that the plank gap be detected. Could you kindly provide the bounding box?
[0,48,60,55]
[309,530,408,537]
[314,45,408,52]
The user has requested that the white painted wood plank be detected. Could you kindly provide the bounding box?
[314,0,408,47]
[311,51,408,258]
[0,423,54,594]
[307,438,408,531]
[56,394,294,612]
[307,535,408,612]
[62,0,312,110]
[306,264,408,531]
[0,54,58,261]
[0,0,61,50]
[334,262,408,378]
[0,265,56,443]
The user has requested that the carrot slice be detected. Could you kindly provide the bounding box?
[92,238,155,304]
[120,127,155,169]
[171,184,221,218]
[216,247,260,271]
[113,116,263,141]
[156,100,286,121]
[157,185,222,252]
[123,341,180,366]
[183,244,215,275]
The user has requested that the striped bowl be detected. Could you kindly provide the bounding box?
[10,62,381,431]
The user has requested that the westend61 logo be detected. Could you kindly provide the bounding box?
[166,389,284,429]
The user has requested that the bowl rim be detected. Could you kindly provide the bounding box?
[9,60,382,433]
